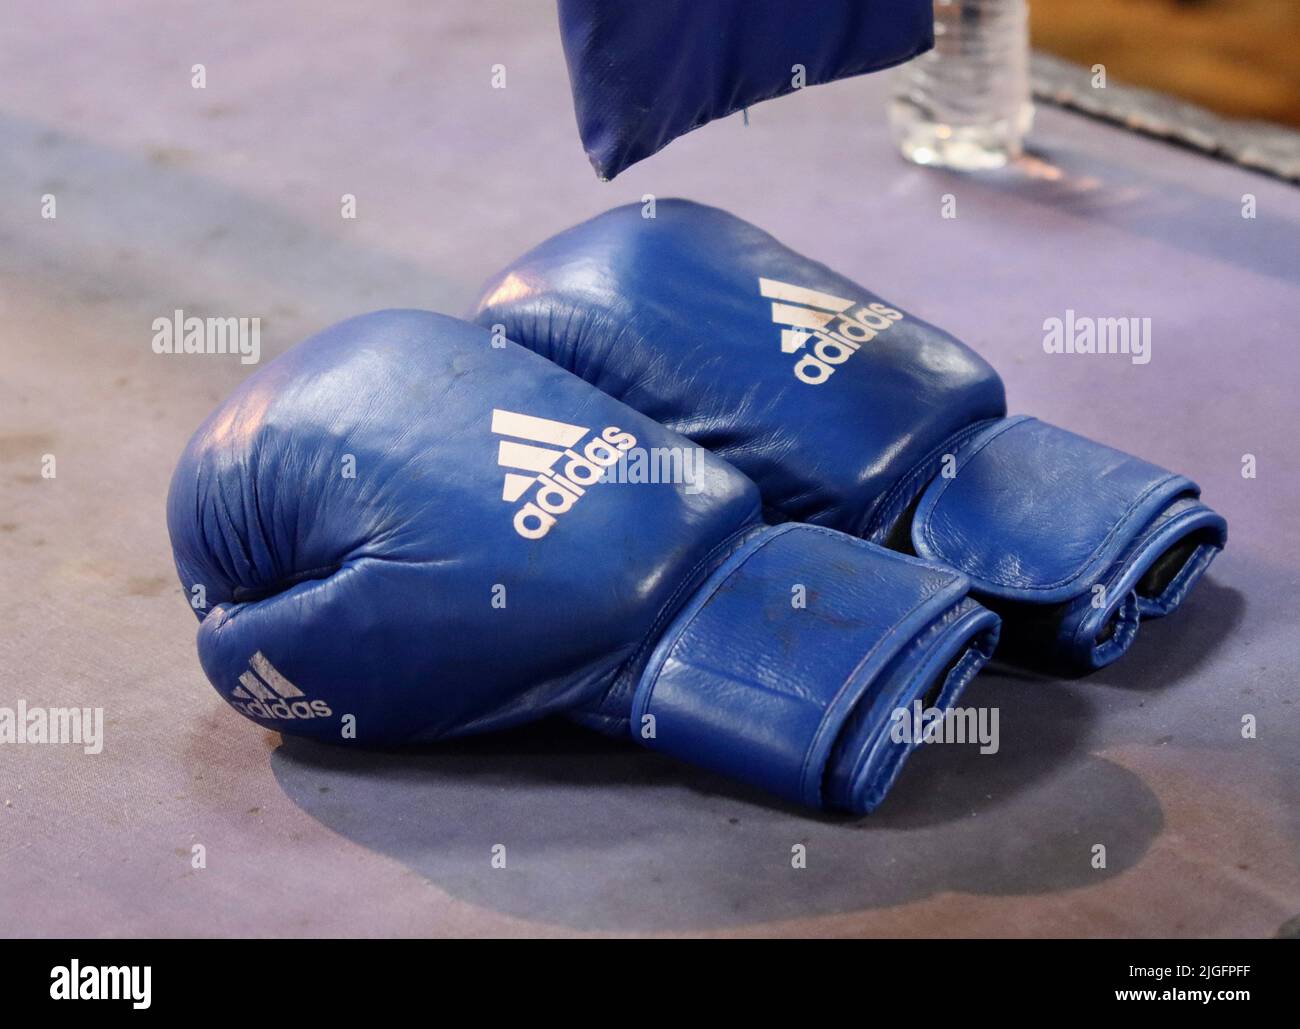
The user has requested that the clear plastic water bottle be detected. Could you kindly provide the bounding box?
[890,0,1034,170]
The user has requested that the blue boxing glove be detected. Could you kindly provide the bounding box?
[470,201,1228,673]
[558,0,934,179]
[167,310,1000,813]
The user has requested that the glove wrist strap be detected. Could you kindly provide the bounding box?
[631,524,1000,812]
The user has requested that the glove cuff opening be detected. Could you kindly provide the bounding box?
[630,524,1000,812]
[911,416,1226,672]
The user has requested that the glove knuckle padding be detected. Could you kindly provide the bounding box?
[168,310,760,745]
[473,199,1007,532]
[471,200,1227,673]
[168,309,1005,812]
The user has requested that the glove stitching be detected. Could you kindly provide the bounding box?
[605,521,763,715]
[861,418,1002,542]
[918,421,1186,594]
[796,547,964,803]
[638,522,962,805]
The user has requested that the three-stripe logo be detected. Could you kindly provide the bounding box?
[758,277,905,385]
[229,651,332,721]
[491,408,637,539]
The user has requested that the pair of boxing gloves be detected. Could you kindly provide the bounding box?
[168,200,1226,814]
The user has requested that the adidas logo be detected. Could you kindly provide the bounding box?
[492,408,637,539]
[759,277,904,385]
[229,651,332,721]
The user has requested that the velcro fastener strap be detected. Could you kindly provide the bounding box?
[911,417,1200,604]
[631,523,975,810]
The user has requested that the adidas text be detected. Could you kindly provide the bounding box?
[492,408,636,539]
[759,277,903,385]
[229,651,332,721]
